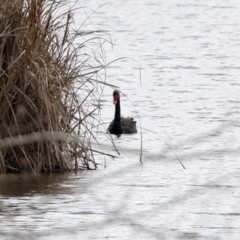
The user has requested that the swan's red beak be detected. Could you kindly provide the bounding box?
[113,95,118,104]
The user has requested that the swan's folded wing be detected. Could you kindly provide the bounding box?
[121,117,137,134]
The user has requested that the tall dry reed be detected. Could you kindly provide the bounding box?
[0,0,108,173]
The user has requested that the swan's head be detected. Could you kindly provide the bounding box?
[113,90,120,104]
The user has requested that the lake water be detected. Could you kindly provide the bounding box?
[1,0,240,239]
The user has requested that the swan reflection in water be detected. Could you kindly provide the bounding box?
[108,90,137,136]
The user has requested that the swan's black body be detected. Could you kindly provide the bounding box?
[108,90,137,135]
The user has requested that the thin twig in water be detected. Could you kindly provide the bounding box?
[140,127,185,169]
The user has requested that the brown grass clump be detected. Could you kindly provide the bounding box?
[0,0,108,173]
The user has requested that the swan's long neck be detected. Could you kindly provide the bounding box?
[114,97,121,123]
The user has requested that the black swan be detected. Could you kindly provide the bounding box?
[108,90,137,135]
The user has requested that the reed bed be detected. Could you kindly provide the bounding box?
[0,0,109,173]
